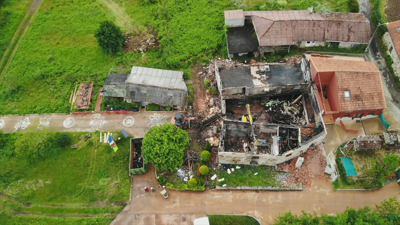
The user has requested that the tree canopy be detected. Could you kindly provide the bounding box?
[274,198,400,225]
[142,123,189,171]
[94,21,125,54]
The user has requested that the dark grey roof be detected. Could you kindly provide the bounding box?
[218,63,304,89]
[126,84,187,106]
[101,74,129,97]
[227,23,259,54]
[127,67,187,91]
[105,74,129,85]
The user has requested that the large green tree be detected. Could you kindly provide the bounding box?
[94,21,125,54]
[142,123,189,171]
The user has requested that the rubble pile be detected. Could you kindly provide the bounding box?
[264,99,306,125]
[285,55,303,66]
[75,83,93,109]
[277,145,329,187]
[124,34,158,53]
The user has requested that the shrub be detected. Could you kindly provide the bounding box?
[146,103,160,111]
[188,178,198,187]
[200,165,210,175]
[205,141,211,151]
[157,175,168,185]
[348,0,360,13]
[201,150,211,162]
[94,21,125,54]
[57,133,71,147]
[209,86,218,95]
[204,79,211,88]
[166,106,172,111]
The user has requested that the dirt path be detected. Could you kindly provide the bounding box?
[385,0,400,21]
[0,0,43,78]
[191,64,207,116]
[97,0,134,31]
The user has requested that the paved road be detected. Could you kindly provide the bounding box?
[111,164,400,225]
[0,112,177,138]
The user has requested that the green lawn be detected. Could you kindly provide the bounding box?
[0,0,30,59]
[0,131,130,222]
[208,215,260,225]
[217,165,286,187]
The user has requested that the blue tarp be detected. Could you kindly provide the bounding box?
[341,157,358,176]
[379,112,390,130]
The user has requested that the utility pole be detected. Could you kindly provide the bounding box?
[364,22,389,52]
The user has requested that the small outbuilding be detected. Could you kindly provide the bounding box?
[101,66,188,109]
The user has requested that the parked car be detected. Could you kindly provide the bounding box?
[160,189,169,199]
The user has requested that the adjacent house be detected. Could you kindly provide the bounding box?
[225,9,371,57]
[302,54,386,124]
[101,67,188,109]
[383,20,400,77]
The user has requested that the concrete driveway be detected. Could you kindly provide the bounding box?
[111,164,400,225]
[0,112,177,137]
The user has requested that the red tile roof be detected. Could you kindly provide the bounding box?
[225,10,371,46]
[387,20,400,60]
[336,71,386,111]
[310,57,386,112]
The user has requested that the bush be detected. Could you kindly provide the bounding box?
[94,21,125,54]
[146,103,160,111]
[209,86,218,95]
[157,175,168,185]
[201,150,211,162]
[204,79,210,88]
[166,183,205,191]
[200,165,210,175]
[205,141,211,151]
[348,0,360,13]
[188,178,198,187]
[166,106,172,111]
[57,133,71,148]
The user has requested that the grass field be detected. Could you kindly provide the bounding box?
[0,131,130,223]
[0,0,355,116]
[0,0,30,60]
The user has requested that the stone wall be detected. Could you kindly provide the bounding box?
[383,32,400,77]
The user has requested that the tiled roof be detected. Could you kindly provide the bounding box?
[310,57,379,72]
[309,56,385,111]
[224,9,244,19]
[336,71,386,111]
[387,20,400,60]
[225,10,371,46]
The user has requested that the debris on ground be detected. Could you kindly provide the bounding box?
[277,144,330,187]
[285,55,303,66]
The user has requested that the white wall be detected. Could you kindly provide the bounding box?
[383,32,400,77]
[225,18,244,27]
[296,41,325,48]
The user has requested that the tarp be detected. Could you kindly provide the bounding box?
[379,112,390,130]
[341,157,357,176]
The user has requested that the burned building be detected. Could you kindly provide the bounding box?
[215,60,327,166]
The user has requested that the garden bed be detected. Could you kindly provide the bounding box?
[333,138,400,190]
[101,98,140,111]
[145,103,173,112]
[214,164,301,189]
[156,162,206,191]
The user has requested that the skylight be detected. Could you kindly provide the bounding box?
[344,91,351,98]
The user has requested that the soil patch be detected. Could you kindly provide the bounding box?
[123,30,159,53]
[191,63,207,116]
[385,0,400,21]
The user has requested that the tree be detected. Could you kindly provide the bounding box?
[274,207,393,224]
[94,21,125,54]
[375,197,400,216]
[199,165,209,175]
[188,178,198,187]
[57,133,71,147]
[348,0,360,13]
[142,123,189,171]
[201,150,211,162]
[372,154,399,184]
